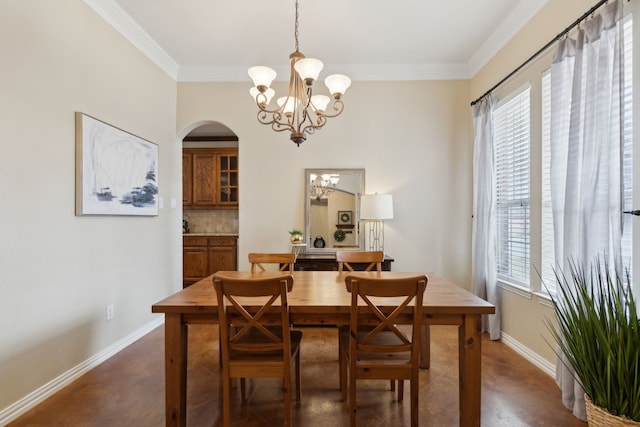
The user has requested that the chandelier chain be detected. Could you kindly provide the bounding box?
[294,0,300,53]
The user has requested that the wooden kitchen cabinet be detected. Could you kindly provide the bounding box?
[183,235,237,287]
[182,236,208,284]
[182,153,193,205]
[182,148,238,209]
[207,237,237,277]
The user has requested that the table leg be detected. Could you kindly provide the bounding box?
[458,314,482,427]
[419,325,430,369]
[165,313,188,427]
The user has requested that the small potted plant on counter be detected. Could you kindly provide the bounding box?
[289,229,304,244]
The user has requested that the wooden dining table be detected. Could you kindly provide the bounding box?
[152,271,495,427]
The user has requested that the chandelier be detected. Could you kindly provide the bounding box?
[309,174,339,201]
[248,0,351,147]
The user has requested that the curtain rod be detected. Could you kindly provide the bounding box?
[470,0,611,106]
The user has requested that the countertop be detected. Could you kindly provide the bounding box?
[183,232,238,237]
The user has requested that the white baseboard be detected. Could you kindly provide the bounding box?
[500,331,556,378]
[0,320,554,426]
[0,317,164,426]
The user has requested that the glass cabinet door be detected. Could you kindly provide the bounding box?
[218,153,238,204]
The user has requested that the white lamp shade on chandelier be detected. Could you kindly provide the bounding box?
[324,74,352,98]
[248,66,277,90]
[294,58,323,82]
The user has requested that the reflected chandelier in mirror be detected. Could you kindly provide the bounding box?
[309,173,339,200]
[304,169,365,253]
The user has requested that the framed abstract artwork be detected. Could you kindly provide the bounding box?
[75,112,158,216]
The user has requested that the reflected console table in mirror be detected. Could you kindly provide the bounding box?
[292,253,394,271]
[304,168,365,254]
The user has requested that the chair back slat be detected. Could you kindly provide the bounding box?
[336,250,383,272]
[249,253,297,272]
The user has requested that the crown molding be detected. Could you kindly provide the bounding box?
[467,0,549,76]
[178,63,472,83]
[84,0,179,80]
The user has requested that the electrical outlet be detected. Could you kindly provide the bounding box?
[106,304,114,321]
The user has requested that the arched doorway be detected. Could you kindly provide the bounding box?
[180,121,239,287]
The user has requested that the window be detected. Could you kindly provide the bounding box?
[493,86,531,286]
[541,16,633,292]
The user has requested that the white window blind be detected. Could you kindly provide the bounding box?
[493,86,531,286]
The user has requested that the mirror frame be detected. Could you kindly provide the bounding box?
[304,168,365,254]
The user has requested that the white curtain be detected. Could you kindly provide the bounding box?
[549,0,625,420]
[472,95,501,340]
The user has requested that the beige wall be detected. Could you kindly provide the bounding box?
[177,79,473,286]
[0,0,180,415]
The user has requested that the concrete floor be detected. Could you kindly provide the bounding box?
[8,324,587,426]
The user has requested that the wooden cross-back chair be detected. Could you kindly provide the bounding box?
[336,250,384,273]
[339,274,427,427]
[248,252,297,272]
[213,272,302,427]
[336,250,386,388]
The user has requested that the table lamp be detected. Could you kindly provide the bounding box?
[360,193,394,253]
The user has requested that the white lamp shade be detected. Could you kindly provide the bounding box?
[294,58,324,82]
[250,87,275,105]
[248,66,277,88]
[360,194,393,220]
[324,74,351,96]
[310,95,330,112]
[277,96,297,114]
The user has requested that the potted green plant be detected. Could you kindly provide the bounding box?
[288,229,304,244]
[545,258,640,426]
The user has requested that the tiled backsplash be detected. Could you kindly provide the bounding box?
[183,210,239,234]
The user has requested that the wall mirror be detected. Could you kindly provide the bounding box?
[304,168,365,254]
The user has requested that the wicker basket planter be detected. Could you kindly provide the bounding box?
[585,395,640,427]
